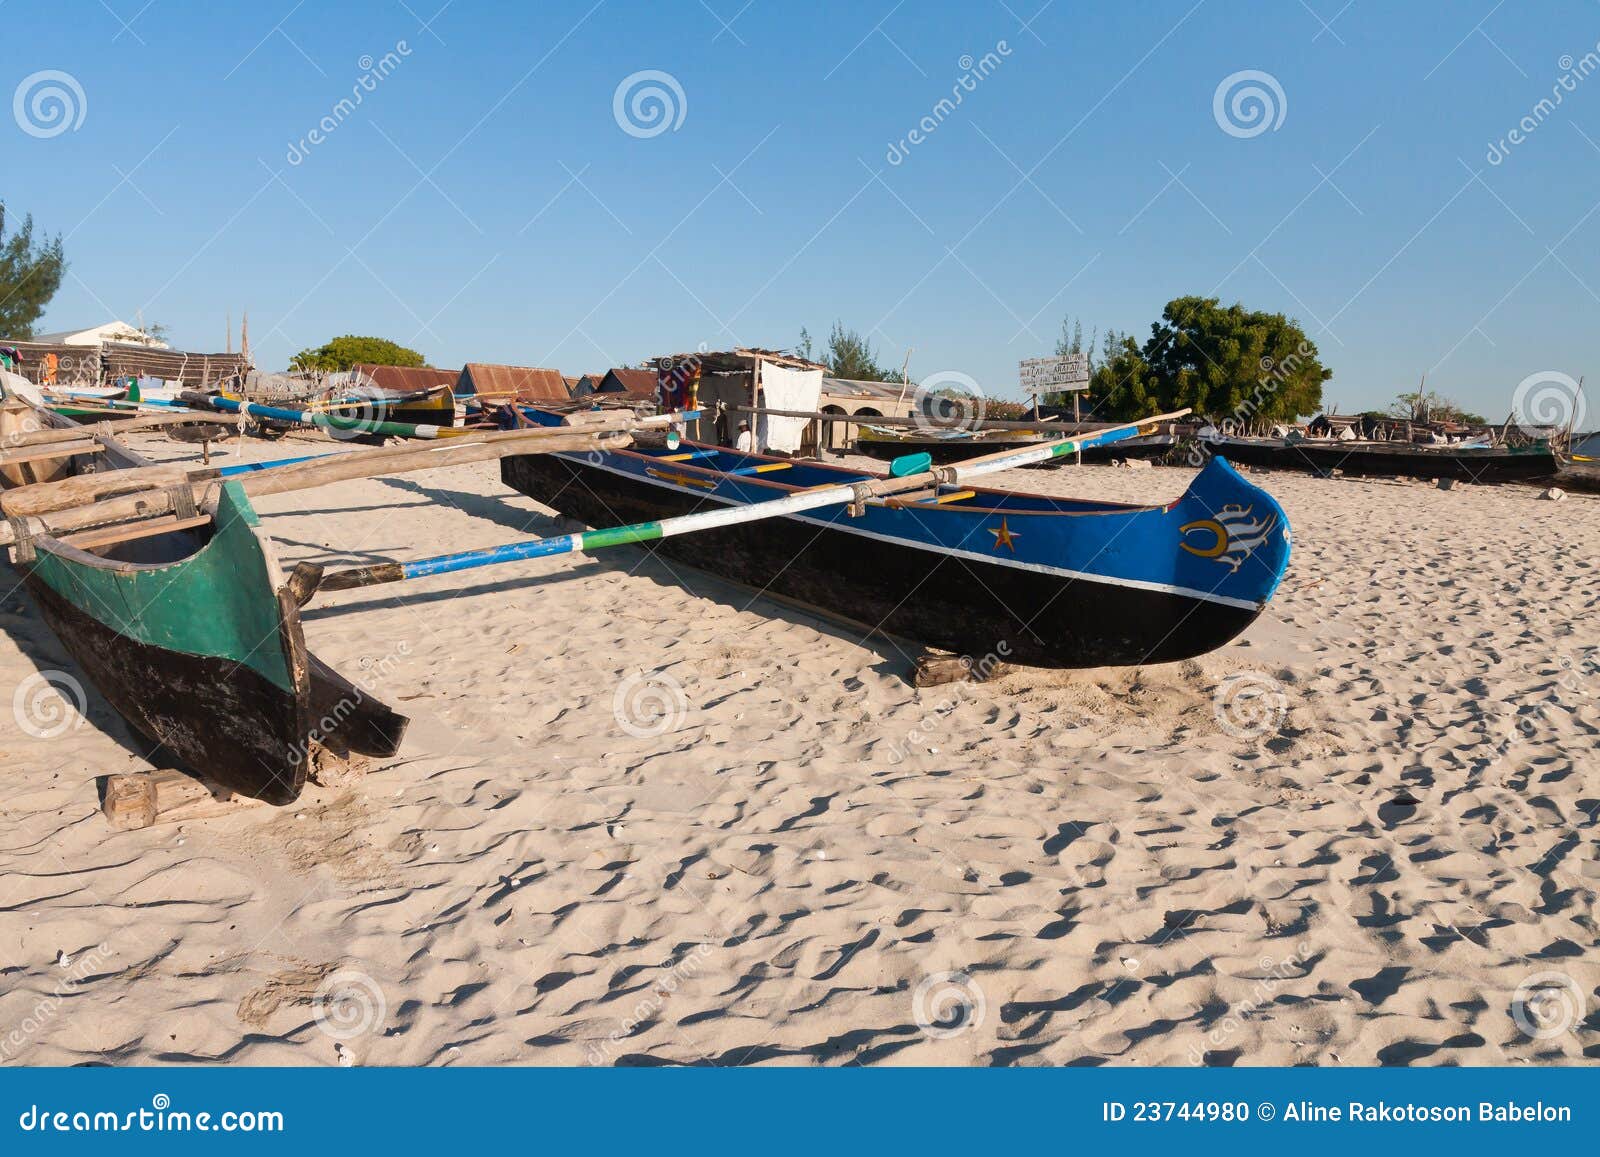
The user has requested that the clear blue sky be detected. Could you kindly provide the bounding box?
[6,0,1599,415]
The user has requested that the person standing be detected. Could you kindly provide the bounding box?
[735,420,754,453]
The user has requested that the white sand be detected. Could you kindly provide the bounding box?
[1,436,1595,1066]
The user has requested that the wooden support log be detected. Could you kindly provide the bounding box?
[59,513,212,551]
[0,440,103,466]
[100,769,266,831]
[0,412,223,450]
[0,427,635,542]
[99,760,366,830]
[913,651,1017,688]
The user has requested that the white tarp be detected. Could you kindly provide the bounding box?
[0,369,45,406]
[756,362,823,453]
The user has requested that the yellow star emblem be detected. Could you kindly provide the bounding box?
[989,518,1020,552]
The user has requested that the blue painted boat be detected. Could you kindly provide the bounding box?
[499,423,1292,667]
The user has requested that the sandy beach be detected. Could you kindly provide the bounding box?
[1,435,1595,1067]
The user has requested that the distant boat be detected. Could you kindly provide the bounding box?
[319,376,457,431]
[1198,433,1557,483]
[852,424,1174,465]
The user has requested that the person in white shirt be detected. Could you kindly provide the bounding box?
[734,420,754,453]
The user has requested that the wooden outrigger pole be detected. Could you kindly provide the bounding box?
[179,391,475,440]
[304,410,1191,600]
[0,409,701,544]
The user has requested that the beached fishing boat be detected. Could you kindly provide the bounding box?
[321,381,457,429]
[0,378,408,804]
[497,425,1291,667]
[0,382,682,804]
[1197,433,1557,483]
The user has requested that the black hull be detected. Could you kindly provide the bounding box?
[22,569,406,805]
[25,575,308,804]
[502,454,1258,668]
[853,436,1173,465]
[1206,440,1556,482]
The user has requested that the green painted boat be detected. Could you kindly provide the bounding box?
[1,390,406,804]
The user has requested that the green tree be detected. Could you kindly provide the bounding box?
[0,205,66,338]
[1044,315,1109,406]
[823,321,892,381]
[291,335,425,372]
[1084,296,1329,426]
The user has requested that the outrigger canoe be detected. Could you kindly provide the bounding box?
[497,421,1292,667]
[0,385,407,804]
[0,385,679,804]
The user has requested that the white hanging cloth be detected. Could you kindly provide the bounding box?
[756,362,823,453]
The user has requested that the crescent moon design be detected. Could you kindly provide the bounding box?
[1179,518,1229,558]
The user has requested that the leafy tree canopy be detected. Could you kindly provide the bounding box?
[823,321,896,382]
[1082,296,1330,427]
[291,335,425,372]
[0,204,66,339]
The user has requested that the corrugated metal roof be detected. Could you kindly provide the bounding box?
[458,362,570,402]
[604,367,657,395]
[352,364,459,393]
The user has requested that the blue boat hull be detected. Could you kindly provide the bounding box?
[502,441,1291,668]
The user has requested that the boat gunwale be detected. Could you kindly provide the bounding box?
[579,438,1173,518]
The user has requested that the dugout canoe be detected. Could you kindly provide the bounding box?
[0,388,406,804]
[853,427,1175,465]
[501,434,1292,667]
[1196,434,1557,482]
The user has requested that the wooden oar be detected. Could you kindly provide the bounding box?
[308,409,1190,599]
